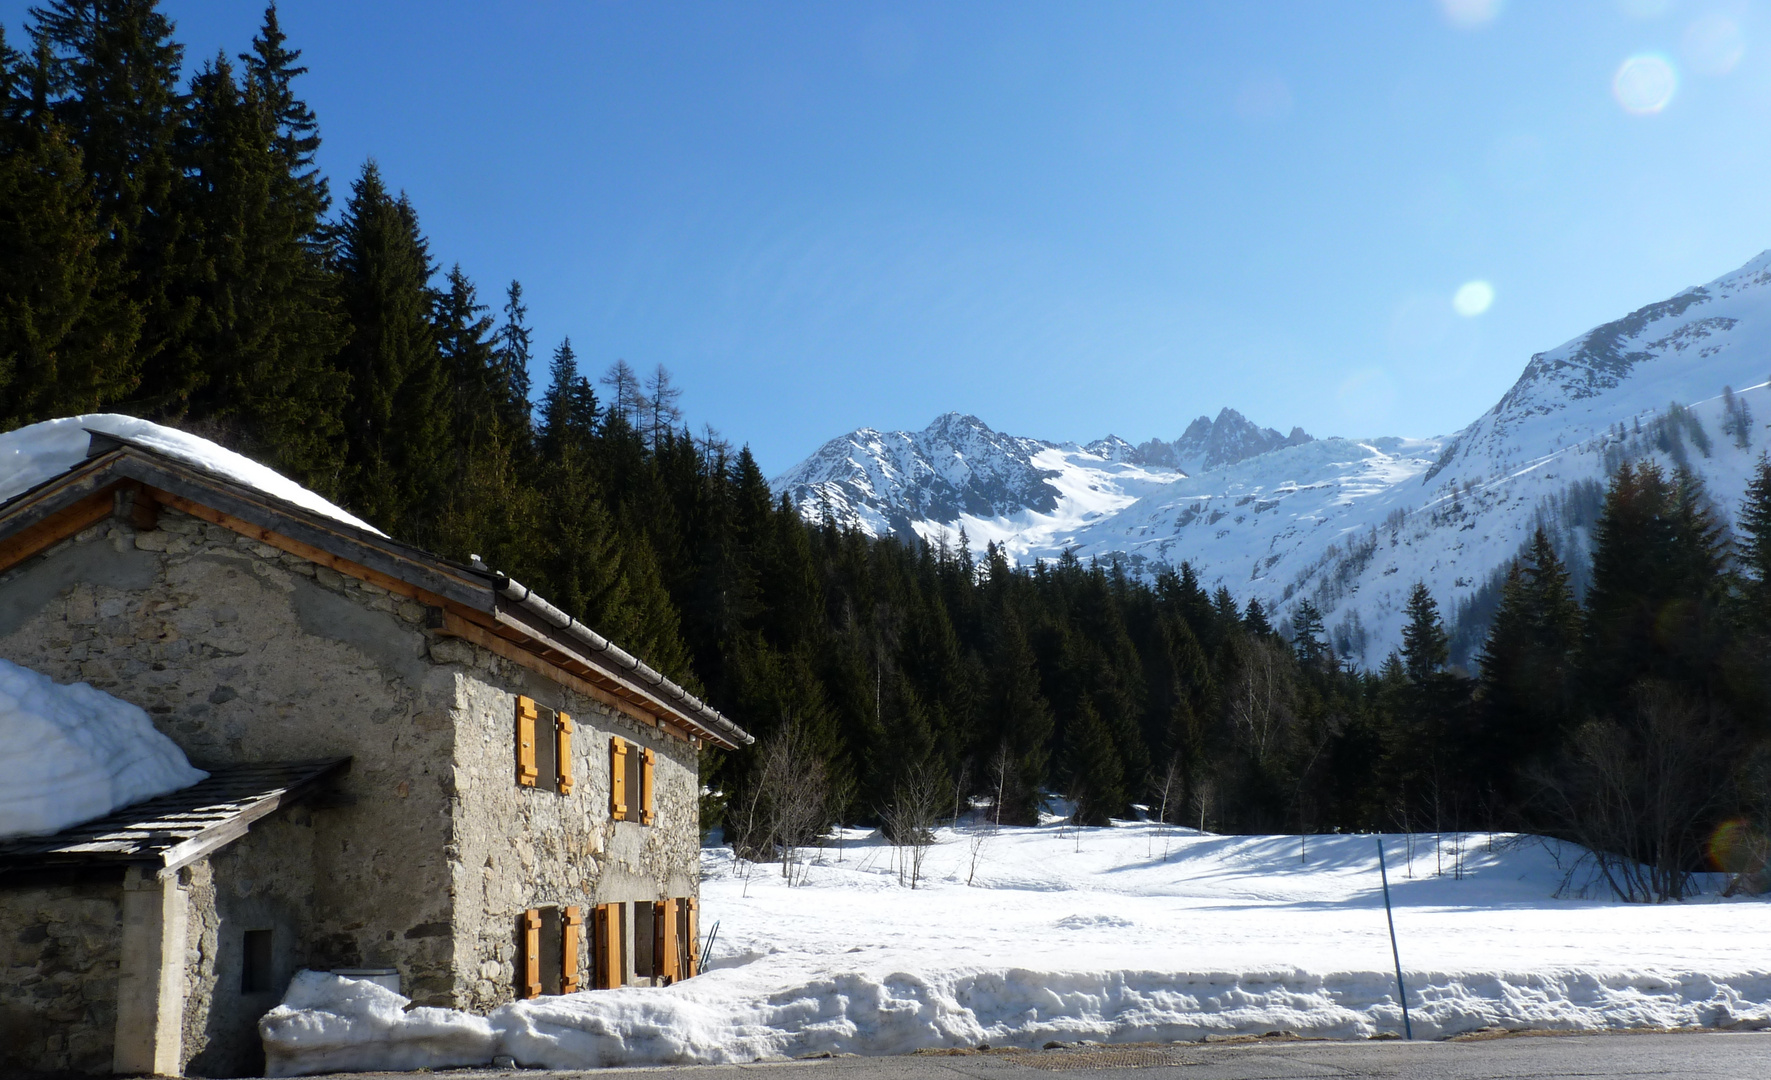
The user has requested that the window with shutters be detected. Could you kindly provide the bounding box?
[517,905,584,998]
[593,902,625,989]
[516,696,574,795]
[609,737,655,824]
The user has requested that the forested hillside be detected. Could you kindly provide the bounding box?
[3,2,1768,900]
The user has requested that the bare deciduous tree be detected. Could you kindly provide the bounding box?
[1229,637,1295,768]
[757,723,829,887]
[1531,681,1738,902]
[880,769,944,889]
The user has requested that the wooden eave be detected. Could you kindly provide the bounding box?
[0,759,350,878]
[0,445,748,749]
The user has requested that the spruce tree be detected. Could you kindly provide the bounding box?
[0,29,139,425]
[1243,598,1272,637]
[32,0,198,413]
[981,611,1053,824]
[178,52,346,484]
[1739,455,1771,634]
[434,264,500,445]
[238,2,326,227]
[1476,529,1582,795]
[1400,582,1449,682]
[495,280,534,441]
[1070,698,1126,825]
[1583,463,1730,713]
[1291,599,1327,670]
[334,162,448,536]
[537,338,595,457]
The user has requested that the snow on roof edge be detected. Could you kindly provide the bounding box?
[0,415,384,536]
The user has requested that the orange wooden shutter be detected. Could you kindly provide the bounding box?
[655,899,679,982]
[609,738,629,820]
[556,713,574,795]
[515,697,539,787]
[640,748,656,825]
[594,902,623,989]
[520,909,542,998]
[561,906,583,993]
[685,897,699,978]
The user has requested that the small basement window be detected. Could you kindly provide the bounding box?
[241,929,275,994]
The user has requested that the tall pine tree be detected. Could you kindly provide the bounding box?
[334,161,448,537]
[32,0,197,413]
[0,28,139,424]
[178,51,345,485]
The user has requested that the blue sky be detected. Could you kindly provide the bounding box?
[9,1,1771,474]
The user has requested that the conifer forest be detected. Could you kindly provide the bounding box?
[4,1,1770,902]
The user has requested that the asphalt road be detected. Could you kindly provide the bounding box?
[300,1031,1771,1080]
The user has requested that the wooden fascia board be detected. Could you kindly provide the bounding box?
[488,605,721,741]
[437,611,697,745]
[0,455,132,574]
[0,487,117,575]
[156,759,351,876]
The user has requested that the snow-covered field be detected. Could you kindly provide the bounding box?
[260,821,1771,1075]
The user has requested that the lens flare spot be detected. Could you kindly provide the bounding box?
[1683,15,1746,77]
[1453,280,1494,317]
[1438,0,1503,29]
[1613,54,1678,114]
[1708,818,1768,876]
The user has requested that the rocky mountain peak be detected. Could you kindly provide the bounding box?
[1130,408,1313,474]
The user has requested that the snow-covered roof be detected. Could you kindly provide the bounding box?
[0,414,382,535]
[0,416,752,749]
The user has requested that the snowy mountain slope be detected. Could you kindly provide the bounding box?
[772,412,1186,552]
[1068,254,1771,665]
[774,251,1771,667]
[771,409,1313,553]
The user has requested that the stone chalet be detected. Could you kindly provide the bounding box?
[0,429,753,1077]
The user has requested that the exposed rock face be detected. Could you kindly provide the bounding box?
[772,409,1309,543]
[1132,408,1313,473]
[773,412,1066,537]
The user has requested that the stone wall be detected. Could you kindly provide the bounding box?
[432,637,702,1011]
[0,510,458,1001]
[0,873,124,1076]
[0,503,710,1033]
[180,805,318,1077]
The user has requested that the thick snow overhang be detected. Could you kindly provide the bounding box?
[0,759,350,877]
[0,432,753,750]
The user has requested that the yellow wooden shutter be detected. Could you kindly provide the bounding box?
[520,908,542,998]
[515,697,539,787]
[640,748,656,825]
[561,905,583,993]
[594,903,623,989]
[685,897,699,978]
[609,738,629,820]
[655,899,679,982]
[556,712,574,795]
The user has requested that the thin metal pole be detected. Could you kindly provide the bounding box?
[1376,833,1413,1040]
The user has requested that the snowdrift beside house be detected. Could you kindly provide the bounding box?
[0,657,207,839]
[258,822,1771,1075]
[0,414,382,535]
